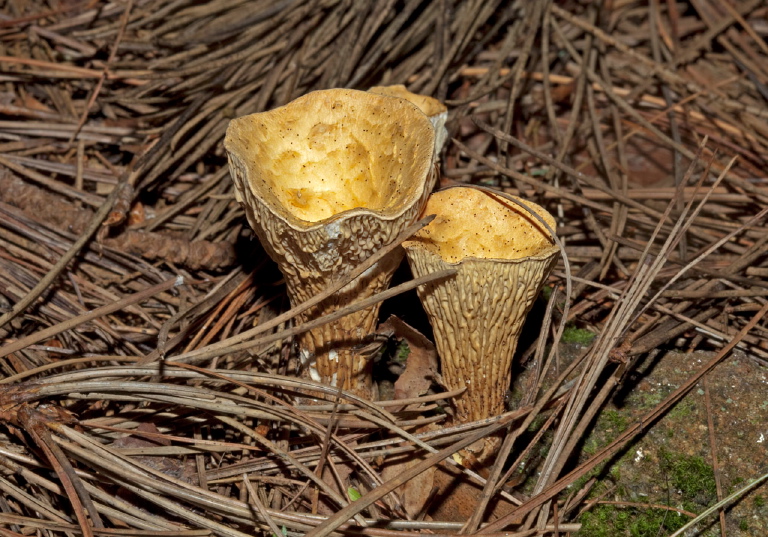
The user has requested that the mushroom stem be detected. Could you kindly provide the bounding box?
[225,89,437,400]
[403,187,559,461]
[290,249,402,398]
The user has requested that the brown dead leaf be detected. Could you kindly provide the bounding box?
[379,315,439,402]
[377,317,440,519]
[112,422,172,448]
[20,93,54,113]
[111,423,197,484]
[380,423,441,519]
[381,450,436,519]
[428,463,519,523]
[127,201,146,226]
[41,339,66,359]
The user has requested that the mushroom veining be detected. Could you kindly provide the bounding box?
[225,88,438,400]
[403,187,559,462]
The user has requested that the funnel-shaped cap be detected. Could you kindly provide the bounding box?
[404,188,558,458]
[368,84,448,156]
[225,89,436,400]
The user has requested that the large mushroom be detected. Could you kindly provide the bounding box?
[368,84,448,157]
[403,187,559,461]
[224,89,437,400]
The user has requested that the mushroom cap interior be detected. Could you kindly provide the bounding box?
[409,188,557,263]
[368,84,447,118]
[225,89,435,224]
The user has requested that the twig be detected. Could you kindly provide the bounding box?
[306,411,521,537]
[703,376,727,537]
[243,474,284,537]
[169,268,456,366]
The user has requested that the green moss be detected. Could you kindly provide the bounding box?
[578,504,688,536]
[610,465,622,481]
[629,507,688,536]
[602,409,629,432]
[583,436,600,456]
[659,448,717,508]
[562,324,597,345]
[394,340,410,363]
[630,389,663,410]
[571,473,592,495]
[667,398,697,420]
[580,408,629,461]
[570,463,606,498]
[754,494,765,508]
[527,412,549,432]
[542,285,553,301]
[577,448,719,536]
[739,519,749,531]
[579,505,620,537]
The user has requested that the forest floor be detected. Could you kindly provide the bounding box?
[0,1,767,536]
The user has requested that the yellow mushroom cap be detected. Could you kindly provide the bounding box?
[405,188,558,263]
[403,188,559,460]
[225,88,435,228]
[369,84,448,158]
[368,84,447,121]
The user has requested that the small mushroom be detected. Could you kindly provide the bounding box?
[403,187,558,461]
[224,89,436,400]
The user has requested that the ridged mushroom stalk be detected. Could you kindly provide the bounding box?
[224,89,437,400]
[403,187,558,461]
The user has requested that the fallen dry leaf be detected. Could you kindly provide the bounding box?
[380,426,438,520]
[111,423,197,484]
[428,463,518,523]
[377,316,441,519]
[379,315,439,403]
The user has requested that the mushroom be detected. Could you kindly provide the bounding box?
[402,187,558,461]
[224,88,437,400]
[368,85,448,157]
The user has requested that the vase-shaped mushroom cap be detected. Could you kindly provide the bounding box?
[404,187,558,461]
[405,187,558,263]
[369,84,448,157]
[368,84,447,122]
[225,89,437,400]
[225,88,436,228]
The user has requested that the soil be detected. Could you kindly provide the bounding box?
[567,345,768,536]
